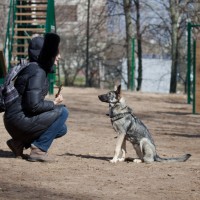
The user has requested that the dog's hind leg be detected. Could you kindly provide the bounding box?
[141,138,156,163]
[110,133,126,163]
[133,144,143,163]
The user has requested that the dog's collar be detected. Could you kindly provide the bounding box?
[110,112,131,122]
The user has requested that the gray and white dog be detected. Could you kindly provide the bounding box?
[98,85,191,163]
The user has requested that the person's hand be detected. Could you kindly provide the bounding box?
[54,94,63,105]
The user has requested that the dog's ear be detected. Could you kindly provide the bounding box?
[116,85,121,96]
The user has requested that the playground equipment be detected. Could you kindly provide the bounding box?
[1,0,59,94]
[187,22,200,114]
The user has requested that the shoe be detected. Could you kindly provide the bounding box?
[7,139,24,158]
[28,146,53,162]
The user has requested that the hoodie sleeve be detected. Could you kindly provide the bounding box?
[24,67,55,114]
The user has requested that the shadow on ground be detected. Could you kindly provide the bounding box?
[59,152,112,161]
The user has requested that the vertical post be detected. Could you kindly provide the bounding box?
[46,0,56,94]
[195,40,200,114]
[187,22,191,104]
[46,0,56,32]
[85,0,90,87]
[193,40,196,114]
[131,38,135,91]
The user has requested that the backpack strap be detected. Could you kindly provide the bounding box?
[3,59,30,106]
[2,59,38,108]
[5,59,31,84]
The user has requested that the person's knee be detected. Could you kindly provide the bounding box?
[56,124,67,138]
[61,106,69,119]
[63,124,67,135]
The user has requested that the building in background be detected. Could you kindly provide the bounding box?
[55,0,110,87]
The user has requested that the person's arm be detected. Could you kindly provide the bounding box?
[24,69,55,114]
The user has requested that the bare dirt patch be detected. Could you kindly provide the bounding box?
[0,87,199,200]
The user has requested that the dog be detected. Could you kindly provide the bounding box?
[98,85,191,163]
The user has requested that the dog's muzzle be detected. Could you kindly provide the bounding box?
[98,95,109,103]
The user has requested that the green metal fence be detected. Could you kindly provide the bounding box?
[187,22,200,114]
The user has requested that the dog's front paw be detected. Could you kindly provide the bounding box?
[110,158,118,163]
[133,158,142,163]
[118,157,125,162]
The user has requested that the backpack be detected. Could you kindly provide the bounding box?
[0,59,30,113]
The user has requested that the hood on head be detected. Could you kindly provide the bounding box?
[28,33,60,73]
[28,36,44,62]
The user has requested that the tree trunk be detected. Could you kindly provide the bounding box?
[123,0,134,89]
[169,0,179,93]
[135,0,143,91]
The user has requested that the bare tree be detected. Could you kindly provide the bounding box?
[144,0,200,93]
[123,0,134,89]
[56,0,109,87]
[169,0,179,93]
[107,0,146,91]
[133,0,143,91]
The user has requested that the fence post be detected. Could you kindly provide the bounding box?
[193,40,196,113]
[187,22,191,104]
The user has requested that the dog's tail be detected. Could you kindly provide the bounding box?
[155,154,191,163]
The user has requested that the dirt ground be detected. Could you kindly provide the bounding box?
[0,87,199,200]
